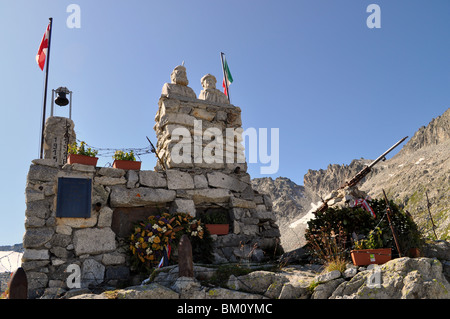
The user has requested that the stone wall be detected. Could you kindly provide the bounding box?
[23,159,279,298]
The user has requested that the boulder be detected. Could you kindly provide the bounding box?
[115,283,180,299]
[312,278,345,299]
[227,271,276,294]
[331,257,450,299]
[314,270,341,283]
[422,240,450,260]
[205,287,265,299]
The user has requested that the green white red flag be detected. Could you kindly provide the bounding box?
[36,22,51,71]
[221,55,233,96]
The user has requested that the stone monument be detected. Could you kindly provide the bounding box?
[22,65,281,298]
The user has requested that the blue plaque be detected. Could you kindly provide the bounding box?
[56,177,92,218]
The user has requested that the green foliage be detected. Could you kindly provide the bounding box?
[305,198,424,260]
[68,141,98,157]
[354,227,383,249]
[113,150,136,161]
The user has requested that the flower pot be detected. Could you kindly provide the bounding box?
[351,248,391,266]
[112,160,141,170]
[408,248,421,258]
[206,224,229,235]
[67,154,98,166]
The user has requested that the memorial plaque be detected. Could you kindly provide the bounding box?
[56,177,92,218]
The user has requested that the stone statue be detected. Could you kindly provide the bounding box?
[198,74,229,104]
[161,65,196,99]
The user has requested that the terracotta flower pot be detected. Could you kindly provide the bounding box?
[206,224,229,235]
[67,154,98,166]
[351,248,392,266]
[112,160,141,170]
[408,248,421,258]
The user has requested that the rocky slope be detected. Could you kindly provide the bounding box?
[253,108,450,252]
[303,159,375,200]
[396,108,450,157]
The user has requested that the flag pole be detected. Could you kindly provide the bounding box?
[220,52,230,103]
[40,17,53,159]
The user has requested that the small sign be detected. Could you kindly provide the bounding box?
[56,177,92,218]
[370,254,376,262]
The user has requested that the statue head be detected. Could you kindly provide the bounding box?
[170,65,189,86]
[200,74,217,90]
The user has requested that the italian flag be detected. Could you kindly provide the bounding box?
[36,22,51,71]
[222,55,233,96]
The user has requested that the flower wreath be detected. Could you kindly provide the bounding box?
[129,213,206,270]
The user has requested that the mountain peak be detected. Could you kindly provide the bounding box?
[398,108,450,156]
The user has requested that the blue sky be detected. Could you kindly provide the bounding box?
[0,0,448,245]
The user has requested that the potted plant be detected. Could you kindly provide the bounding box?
[200,211,229,235]
[67,141,99,166]
[351,227,391,266]
[112,150,141,170]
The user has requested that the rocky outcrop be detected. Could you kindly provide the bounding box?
[65,255,450,299]
[303,159,375,199]
[331,257,450,299]
[396,108,450,157]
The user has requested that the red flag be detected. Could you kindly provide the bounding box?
[36,23,51,71]
[351,197,376,218]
